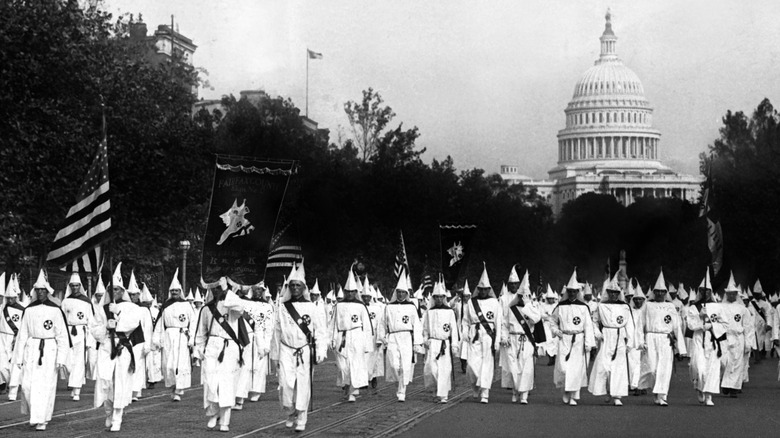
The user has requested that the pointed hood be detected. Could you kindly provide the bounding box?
[127,270,141,294]
[678,286,688,300]
[326,289,336,301]
[185,288,194,301]
[3,273,18,298]
[193,287,204,303]
[499,283,507,298]
[344,266,360,291]
[394,272,410,292]
[518,270,532,297]
[68,272,83,287]
[633,283,646,299]
[565,268,581,291]
[289,261,307,284]
[545,284,557,300]
[652,269,667,291]
[32,269,54,294]
[140,283,154,303]
[753,278,765,296]
[462,279,472,296]
[477,263,491,289]
[337,286,344,300]
[362,275,371,296]
[169,268,182,291]
[508,265,520,283]
[112,262,125,291]
[310,279,322,296]
[94,272,107,300]
[724,271,739,293]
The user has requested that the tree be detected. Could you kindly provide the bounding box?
[343,88,396,161]
[0,1,211,285]
[703,98,780,290]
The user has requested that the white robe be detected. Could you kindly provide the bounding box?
[194,297,247,412]
[243,300,274,395]
[0,303,24,386]
[145,306,162,383]
[461,297,502,391]
[152,300,195,389]
[91,301,146,410]
[628,304,645,389]
[423,306,460,397]
[366,302,385,379]
[270,299,327,411]
[378,301,422,387]
[588,301,635,397]
[638,301,686,395]
[502,301,541,392]
[12,300,69,425]
[131,305,153,393]
[551,300,596,392]
[61,294,94,389]
[498,292,518,388]
[684,301,723,394]
[329,300,372,389]
[537,302,558,356]
[720,301,753,390]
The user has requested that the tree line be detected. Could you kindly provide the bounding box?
[1,0,777,296]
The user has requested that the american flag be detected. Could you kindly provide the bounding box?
[46,135,112,268]
[266,221,303,269]
[394,230,410,280]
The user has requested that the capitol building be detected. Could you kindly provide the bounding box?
[500,11,702,216]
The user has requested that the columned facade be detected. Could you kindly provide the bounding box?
[500,10,702,217]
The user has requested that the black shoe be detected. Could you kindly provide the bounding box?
[461,359,467,373]
[370,378,377,389]
[547,356,556,366]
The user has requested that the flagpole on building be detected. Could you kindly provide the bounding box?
[305,48,309,118]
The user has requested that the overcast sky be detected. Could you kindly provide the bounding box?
[105,0,780,178]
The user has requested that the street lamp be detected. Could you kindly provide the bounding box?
[179,240,191,299]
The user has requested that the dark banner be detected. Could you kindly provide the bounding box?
[439,224,477,290]
[201,156,295,285]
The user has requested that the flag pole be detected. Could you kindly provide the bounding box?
[305,48,309,118]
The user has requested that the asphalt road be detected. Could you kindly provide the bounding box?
[2,353,779,437]
[401,355,780,438]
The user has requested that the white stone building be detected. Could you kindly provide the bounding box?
[500,11,702,216]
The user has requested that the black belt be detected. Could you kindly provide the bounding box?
[115,332,136,373]
[69,324,86,337]
[38,338,46,365]
[565,333,578,361]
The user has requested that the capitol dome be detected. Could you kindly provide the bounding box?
[550,10,665,181]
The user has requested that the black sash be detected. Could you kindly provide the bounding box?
[510,305,537,350]
[207,302,249,366]
[751,301,766,323]
[471,298,496,341]
[283,301,313,339]
[2,306,19,335]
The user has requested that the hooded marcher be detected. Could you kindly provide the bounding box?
[193,277,249,432]
[588,274,635,406]
[152,268,195,402]
[719,273,754,397]
[329,266,373,402]
[60,272,95,401]
[683,268,724,406]
[538,284,559,365]
[628,283,646,395]
[11,270,70,430]
[378,270,424,402]
[498,265,522,390]
[140,283,162,388]
[126,270,153,402]
[552,269,596,406]
[361,278,384,388]
[243,281,275,403]
[1,274,25,400]
[461,263,503,404]
[423,280,460,403]
[270,262,327,432]
[501,272,542,404]
[638,269,687,406]
[91,263,147,431]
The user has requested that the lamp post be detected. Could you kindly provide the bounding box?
[179,240,191,299]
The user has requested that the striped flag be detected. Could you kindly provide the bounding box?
[394,230,410,280]
[61,245,103,273]
[46,135,112,268]
[266,222,303,269]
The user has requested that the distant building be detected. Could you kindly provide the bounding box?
[129,15,197,95]
[500,10,702,216]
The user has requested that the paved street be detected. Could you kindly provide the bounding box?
[2,353,779,437]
